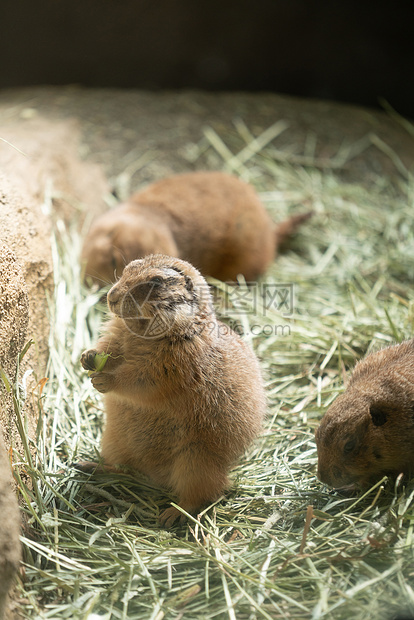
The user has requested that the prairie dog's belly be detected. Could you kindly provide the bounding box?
[101,394,185,484]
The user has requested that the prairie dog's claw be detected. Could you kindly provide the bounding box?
[81,349,98,371]
[159,506,188,528]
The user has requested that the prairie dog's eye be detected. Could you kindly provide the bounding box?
[343,438,356,454]
[150,276,163,285]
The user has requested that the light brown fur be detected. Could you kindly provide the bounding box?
[81,171,311,286]
[80,254,266,526]
[315,340,414,489]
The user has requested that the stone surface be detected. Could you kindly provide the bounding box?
[0,247,27,620]
[2,86,414,204]
[0,104,109,619]
[0,426,21,620]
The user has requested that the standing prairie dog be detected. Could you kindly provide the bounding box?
[315,339,414,489]
[81,171,311,286]
[80,254,266,527]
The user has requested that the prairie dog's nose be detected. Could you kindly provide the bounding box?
[317,465,331,486]
[107,284,121,303]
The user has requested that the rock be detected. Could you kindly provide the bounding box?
[0,112,109,619]
[0,427,21,620]
[0,246,27,620]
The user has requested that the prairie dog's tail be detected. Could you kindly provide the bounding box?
[274,211,313,250]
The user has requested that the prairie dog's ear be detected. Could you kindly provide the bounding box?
[184,275,194,291]
[369,405,388,427]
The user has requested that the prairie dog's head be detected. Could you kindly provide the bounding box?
[81,204,178,287]
[106,254,215,339]
[315,340,414,489]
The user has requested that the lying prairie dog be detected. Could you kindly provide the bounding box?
[81,170,312,286]
[315,339,414,489]
[80,254,266,526]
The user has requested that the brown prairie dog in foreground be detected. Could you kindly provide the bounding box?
[315,339,414,489]
[81,171,311,286]
[80,254,266,527]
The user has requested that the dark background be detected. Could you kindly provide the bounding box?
[1,0,413,117]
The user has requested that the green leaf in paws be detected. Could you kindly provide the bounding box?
[88,352,109,376]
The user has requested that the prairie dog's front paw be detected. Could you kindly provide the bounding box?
[81,349,99,371]
[90,371,115,394]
